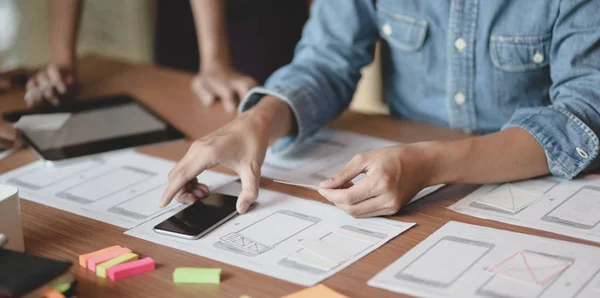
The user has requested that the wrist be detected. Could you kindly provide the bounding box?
[408,140,463,186]
[244,96,294,140]
[200,55,232,72]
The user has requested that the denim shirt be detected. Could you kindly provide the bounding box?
[239,0,600,179]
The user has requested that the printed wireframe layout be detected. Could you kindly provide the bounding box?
[214,210,321,256]
[541,185,600,230]
[477,250,574,298]
[393,236,495,288]
[469,178,561,215]
[107,184,170,220]
[55,166,157,204]
[262,138,348,172]
[7,158,104,190]
[278,225,388,275]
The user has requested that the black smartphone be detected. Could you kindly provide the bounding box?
[153,192,252,240]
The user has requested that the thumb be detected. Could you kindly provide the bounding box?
[320,154,367,189]
[237,164,260,213]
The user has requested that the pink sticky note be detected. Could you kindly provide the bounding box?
[107,257,155,281]
[87,247,132,272]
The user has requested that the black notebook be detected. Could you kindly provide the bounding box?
[0,249,72,298]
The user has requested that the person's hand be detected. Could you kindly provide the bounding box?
[160,107,273,213]
[0,68,31,94]
[318,144,436,218]
[191,64,258,113]
[25,64,77,107]
[0,120,18,150]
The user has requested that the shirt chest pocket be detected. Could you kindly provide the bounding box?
[377,7,428,52]
[490,34,553,118]
[377,6,429,98]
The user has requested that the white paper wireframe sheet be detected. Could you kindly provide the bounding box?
[449,175,600,243]
[126,182,414,286]
[369,221,600,298]
[0,150,238,228]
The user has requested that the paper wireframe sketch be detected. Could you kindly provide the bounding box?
[126,182,414,286]
[488,250,572,286]
[15,113,71,131]
[261,129,444,204]
[475,184,546,213]
[449,175,600,243]
[368,221,600,298]
[0,150,238,228]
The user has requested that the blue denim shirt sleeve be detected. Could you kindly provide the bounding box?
[238,0,379,155]
[503,0,600,179]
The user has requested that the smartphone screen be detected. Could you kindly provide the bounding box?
[153,192,238,238]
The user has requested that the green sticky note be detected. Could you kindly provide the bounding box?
[173,268,221,284]
[51,282,71,293]
[96,252,138,278]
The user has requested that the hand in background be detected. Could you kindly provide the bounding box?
[25,64,78,107]
[191,64,258,113]
[0,120,18,150]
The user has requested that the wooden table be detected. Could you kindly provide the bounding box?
[2,56,598,298]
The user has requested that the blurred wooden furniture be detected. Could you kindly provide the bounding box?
[1,56,597,298]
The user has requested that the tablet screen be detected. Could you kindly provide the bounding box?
[23,103,166,150]
[4,94,184,160]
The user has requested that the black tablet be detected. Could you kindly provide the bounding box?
[3,94,185,161]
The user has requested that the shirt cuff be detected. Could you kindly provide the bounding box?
[503,106,600,179]
[238,86,320,155]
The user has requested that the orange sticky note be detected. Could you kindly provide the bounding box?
[78,245,122,268]
[42,288,66,298]
[282,284,349,298]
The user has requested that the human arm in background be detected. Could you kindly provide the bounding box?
[25,0,82,107]
[189,0,258,113]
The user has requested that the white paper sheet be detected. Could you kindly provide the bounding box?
[0,150,238,228]
[262,129,444,204]
[125,182,414,286]
[15,113,71,131]
[368,221,600,298]
[448,175,600,243]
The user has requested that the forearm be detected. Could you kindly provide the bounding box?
[190,0,231,69]
[425,127,550,186]
[244,96,296,140]
[48,0,82,68]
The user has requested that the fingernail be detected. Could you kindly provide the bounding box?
[239,202,249,214]
[320,178,334,187]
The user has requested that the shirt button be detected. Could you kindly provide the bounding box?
[454,92,466,105]
[382,24,392,36]
[576,147,589,159]
[454,38,467,51]
[533,51,545,64]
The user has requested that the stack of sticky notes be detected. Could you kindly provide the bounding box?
[79,245,155,281]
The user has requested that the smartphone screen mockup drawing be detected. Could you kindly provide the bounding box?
[394,236,495,288]
[477,251,574,298]
[214,210,321,256]
[541,186,600,229]
[153,192,242,240]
